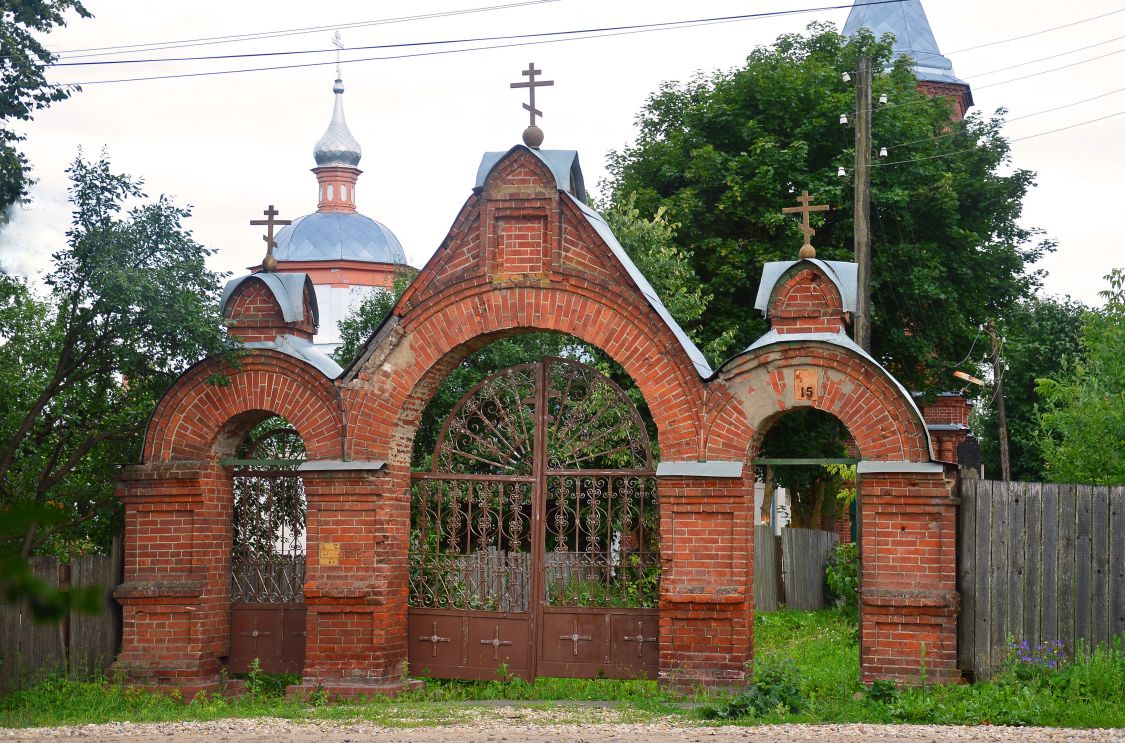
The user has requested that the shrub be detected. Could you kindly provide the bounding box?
[700,659,806,719]
[824,542,858,607]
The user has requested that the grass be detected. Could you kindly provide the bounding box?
[2,608,1124,729]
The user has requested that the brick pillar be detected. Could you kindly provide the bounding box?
[291,465,418,698]
[657,473,754,689]
[858,463,960,684]
[112,461,231,694]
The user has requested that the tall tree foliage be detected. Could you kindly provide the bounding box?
[0,154,229,557]
[1,0,90,212]
[973,296,1086,482]
[1035,270,1125,485]
[605,23,1051,389]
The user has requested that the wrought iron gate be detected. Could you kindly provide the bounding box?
[408,358,659,680]
[227,425,307,674]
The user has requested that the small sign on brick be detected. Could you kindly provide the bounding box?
[794,369,818,402]
[319,542,340,566]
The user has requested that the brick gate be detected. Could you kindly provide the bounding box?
[114,144,958,697]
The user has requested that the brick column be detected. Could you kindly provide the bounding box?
[858,462,960,684]
[656,467,754,689]
[290,464,419,699]
[112,461,232,694]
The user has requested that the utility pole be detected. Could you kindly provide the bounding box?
[853,55,873,352]
[987,319,1011,481]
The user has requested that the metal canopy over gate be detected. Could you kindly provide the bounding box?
[408,357,659,680]
[227,425,307,674]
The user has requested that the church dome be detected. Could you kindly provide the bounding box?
[273,211,406,263]
[313,79,362,168]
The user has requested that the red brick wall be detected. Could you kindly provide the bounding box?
[769,267,848,335]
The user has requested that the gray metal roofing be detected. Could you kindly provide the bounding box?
[754,259,859,314]
[220,272,319,327]
[475,147,587,202]
[313,79,362,168]
[241,333,343,378]
[741,329,935,460]
[273,211,406,264]
[843,0,970,87]
[569,196,713,378]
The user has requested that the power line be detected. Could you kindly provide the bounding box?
[46,1,561,59]
[52,0,913,86]
[872,109,1125,167]
[974,46,1125,90]
[882,85,1125,151]
[961,33,1125,78]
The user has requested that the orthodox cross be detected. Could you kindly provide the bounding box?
[781,190,830,259]
[250,204,291,271]
[559,620,593,656]
[510,62,553,127]
[332,30,343,78]
[623,620,657,657]
[420,622,450,658]
[480,625,513,661]
[238,616,272,642]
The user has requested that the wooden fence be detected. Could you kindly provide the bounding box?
[0,551,121,694]
[958,480,1125,680]
[754,526,840,612]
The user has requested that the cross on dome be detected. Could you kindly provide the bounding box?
[250,204,292,272]
[782,191,830,259]
[510,62,554,149]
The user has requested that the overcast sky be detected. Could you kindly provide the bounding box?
[4,0,1123,306]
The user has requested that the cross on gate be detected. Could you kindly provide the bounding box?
[781,190,830,259]
[559,620,593,656]
[420,621,451,657]
[623,620,657,657]
[480,625,513,661]
[510,62,554,127]
[250,204,292,271]
[239,617,273,642]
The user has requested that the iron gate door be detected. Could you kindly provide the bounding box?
[408,358,659,680]
[228,426,307,674]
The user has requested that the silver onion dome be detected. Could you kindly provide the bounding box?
[273,212,406,264]
[313,79,362,167]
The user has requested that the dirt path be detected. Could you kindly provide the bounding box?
[3,716,1123,743]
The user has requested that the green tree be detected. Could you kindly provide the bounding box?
[1,0,91,212]
[332,265,417,368]
[605,23,1051,390]
[0,153,230,557]
[973,296,1086,481]
[1035,269,1125,485]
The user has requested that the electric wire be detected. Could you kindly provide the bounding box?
[45,1,561,59]
[960,32,1125,78]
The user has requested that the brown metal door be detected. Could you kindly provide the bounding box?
[408,358,659,680]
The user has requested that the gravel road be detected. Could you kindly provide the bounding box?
[3,714,1124,743]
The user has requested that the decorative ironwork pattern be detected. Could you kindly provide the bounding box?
[409,478,533,610]
[231,426,307,604]
[544,474,659,608]
[411,358,659,612]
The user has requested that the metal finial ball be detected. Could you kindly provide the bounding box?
[799,245,817,259]
[262,254,278,272]
[522,125,544,149]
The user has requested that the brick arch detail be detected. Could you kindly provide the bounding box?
[706,342,931,462]
[143,349,345,462]
[342,285,707,466]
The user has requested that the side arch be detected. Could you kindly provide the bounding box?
[707,339,932,463]
[144,349,345,462]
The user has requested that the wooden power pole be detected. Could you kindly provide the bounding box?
[853,55,873,352]
[987,319,1012,481]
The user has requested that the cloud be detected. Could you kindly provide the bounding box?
[0,189,65,279]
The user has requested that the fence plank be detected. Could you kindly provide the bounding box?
[1007,482,1025,649]
[70,555,116,677]
[957,479,977,674]
[1022,483,1042,650]
[1075,485,1094,644]
[753,525,777,612]
[1091,486,1111,648]
[1041,482,1060,644]
[24,558,65,683]
[972,480,993,679]
[1112,487,1125,640]
[988,481,1010,670]
[0,592,19,694]
[1056,484,1078,651]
